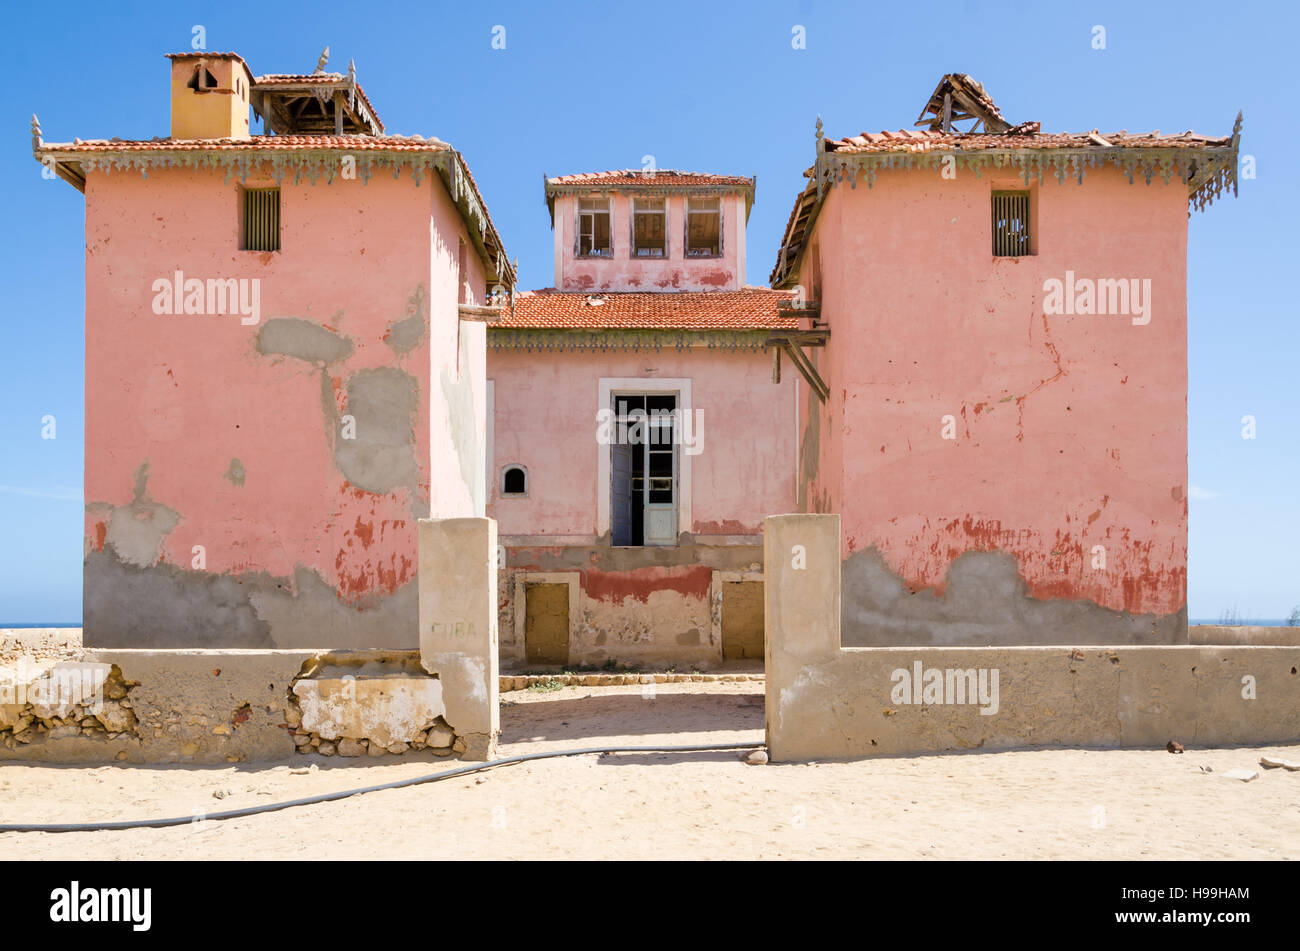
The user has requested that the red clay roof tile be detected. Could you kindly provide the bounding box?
[499,288,797,330]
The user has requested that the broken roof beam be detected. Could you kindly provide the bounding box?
[916,74,1010,133]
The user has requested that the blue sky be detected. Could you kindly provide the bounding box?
[0,0,1295,622]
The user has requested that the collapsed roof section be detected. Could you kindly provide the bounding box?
[770,74,1242,287]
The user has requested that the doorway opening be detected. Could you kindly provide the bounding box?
[609,393,678,547]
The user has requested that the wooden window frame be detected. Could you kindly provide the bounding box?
[631,197,668,259]
[684,196,723,258]
[575,196,613,259]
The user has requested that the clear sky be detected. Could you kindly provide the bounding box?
[0,0,1295,623]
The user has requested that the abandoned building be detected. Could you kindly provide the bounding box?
[770,73,1241,648]
[33,50,514,649]
[487,171,800,669]
[32,59,1241,666]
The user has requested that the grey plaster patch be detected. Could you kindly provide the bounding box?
[385,285,430,355]
[840,546,1187,647]
[249,568,418,649]
[223,458,246,487]
[334,368,420,493]
[83,550,418,650]
[256,318,354,365]
[84,548,274,648]
[104,461,180,568]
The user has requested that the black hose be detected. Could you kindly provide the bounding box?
[0,741,765,834]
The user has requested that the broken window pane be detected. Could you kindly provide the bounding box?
[578,197,611,257]
[633,198,666,257]
[686,197,720,256]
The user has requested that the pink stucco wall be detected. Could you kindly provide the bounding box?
[487,347,795,538]
[82,163,486,647]
[551,193,746,292]
[802,166,1189,639]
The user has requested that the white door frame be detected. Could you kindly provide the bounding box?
[597,377,693,541]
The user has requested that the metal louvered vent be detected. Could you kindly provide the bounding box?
[242,188,281,252]
[991,190,1030,257]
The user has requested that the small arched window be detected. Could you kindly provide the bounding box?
[501,465,527,497]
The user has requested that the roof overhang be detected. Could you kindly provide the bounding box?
[32,134,515,290]
[543,177,757,226]
[771,114,1243,288]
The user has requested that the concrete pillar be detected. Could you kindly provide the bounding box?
[764,514,840,761]
[418,517,499,760]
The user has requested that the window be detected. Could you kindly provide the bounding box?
[632,198,666,257]
[686,197,721,256]
[501,465,528,497]
[991,190,1031,257]
[187,66,219,90]
[241,188,281,252]
[610,394,677,546]
[578,198,611,257]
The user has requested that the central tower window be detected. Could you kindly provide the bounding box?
[632,198,666,257]
[578,197,611,257]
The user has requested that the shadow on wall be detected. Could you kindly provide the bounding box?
[840,547,1187,647]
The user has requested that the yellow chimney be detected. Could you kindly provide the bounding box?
[167,52,254,140]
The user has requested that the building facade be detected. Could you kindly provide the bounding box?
[488,171,797,669]
[770,74,1240,646]
[36,51,513,648]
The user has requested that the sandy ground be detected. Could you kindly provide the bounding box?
[0,680,1296,860]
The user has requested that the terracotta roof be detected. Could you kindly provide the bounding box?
[824,128,1233,153]
[771,119,1241,287]
[39,134,448,153]
[498,288,797,330]
[254,73,345,84]
[165,51,253,76]
[546,170,754,188]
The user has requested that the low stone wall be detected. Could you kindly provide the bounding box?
[0,648,477,765]
[765,515,1300,761]
[1190,625,1300,646]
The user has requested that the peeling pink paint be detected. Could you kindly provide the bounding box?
[802,167,1188,616]
[83,164,485,602]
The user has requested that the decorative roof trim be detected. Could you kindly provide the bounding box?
[488,328,774,353]
[771,114,1243,287]
[34,138,515,289]
[544,174,756,224]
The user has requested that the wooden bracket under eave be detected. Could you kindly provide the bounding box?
[766,330,829,402]
[458,304,507,323]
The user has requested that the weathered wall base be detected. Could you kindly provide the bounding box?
[771,644,1300,760]
[841,547,1187,647]
[499,541,763,669]
[0,649,474,765]
[767,515,1299,761]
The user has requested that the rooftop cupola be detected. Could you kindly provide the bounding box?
[167,52,255,140]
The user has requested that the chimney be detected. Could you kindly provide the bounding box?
[167,52,254,140]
